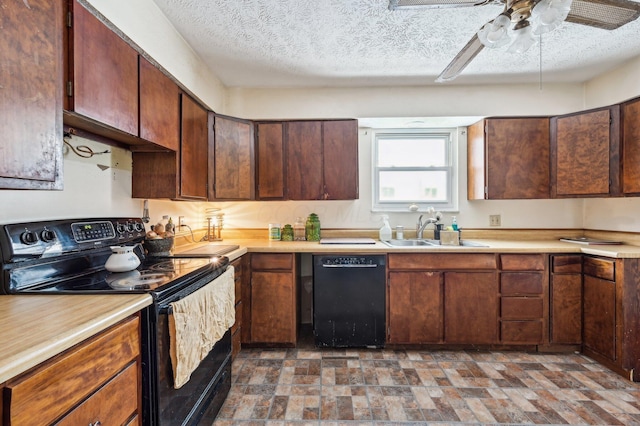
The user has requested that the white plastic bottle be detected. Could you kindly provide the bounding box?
[379,215,392,241]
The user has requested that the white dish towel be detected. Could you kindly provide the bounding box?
[168,265,235,389]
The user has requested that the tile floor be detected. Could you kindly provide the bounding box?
[215,340,640,425]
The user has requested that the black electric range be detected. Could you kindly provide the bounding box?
[0,217,238,425]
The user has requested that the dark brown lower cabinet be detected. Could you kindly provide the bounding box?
[583,274,616,360]
[550,255,582,344]
[444,271,499,344]
[387,271,443,344]
[247,253,299,346]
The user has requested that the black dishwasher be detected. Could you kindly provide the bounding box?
[313,255,386,348]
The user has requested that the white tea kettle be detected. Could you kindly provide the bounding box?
[105,245,141,272]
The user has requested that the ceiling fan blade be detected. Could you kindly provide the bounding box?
[435,34,485,82]
[565,0,640,30]
[389,0,495,10]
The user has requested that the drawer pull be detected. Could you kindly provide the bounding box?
[89,422,102,426]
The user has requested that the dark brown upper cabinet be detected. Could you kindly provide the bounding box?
[209,115,255,200]
[1,0,64,190]
[139,57,180,151]
[179,95,209,200]
[551,106,621,198]
[255,122,286,200]
[286,120,358,200]
[622,97,640,195]
[468,117,550,200]
[132,94,208,200]
[66,0,139,136]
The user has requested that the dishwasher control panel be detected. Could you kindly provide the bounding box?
[317,255,385,267]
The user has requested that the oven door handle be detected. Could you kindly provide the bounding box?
[159,305,174,315]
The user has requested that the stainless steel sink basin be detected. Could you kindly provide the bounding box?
[382,239,488,248]
[382,239,437,247]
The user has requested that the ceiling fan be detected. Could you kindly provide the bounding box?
[389,0,640,82]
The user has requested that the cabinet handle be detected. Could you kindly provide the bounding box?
[89,421,102,426]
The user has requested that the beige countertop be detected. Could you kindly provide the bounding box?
[0,294,152,383]
[178,238,640,259]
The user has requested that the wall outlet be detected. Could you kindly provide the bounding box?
[489,214,501,227]
[178,216,186,228]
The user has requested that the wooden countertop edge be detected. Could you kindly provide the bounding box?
[0,294,152,383]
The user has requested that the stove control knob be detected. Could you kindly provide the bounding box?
[116,223,127,234]
[20,230,39,245]
[40,229,57,243]
[127,222,135,232]
[133,222,144,232]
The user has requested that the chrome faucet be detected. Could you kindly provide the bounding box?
[416,215,439,239]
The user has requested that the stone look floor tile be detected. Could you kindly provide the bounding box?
[214,347,640,425]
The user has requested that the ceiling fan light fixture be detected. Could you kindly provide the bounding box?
[507,21,537,53]
[477,13,512,48]
[531,0,573,34]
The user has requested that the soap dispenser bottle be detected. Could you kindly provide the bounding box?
[379,215,392,241]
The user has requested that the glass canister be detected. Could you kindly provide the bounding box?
[293,217,306,241]
[281,224,294,241]
[305,213,321,241]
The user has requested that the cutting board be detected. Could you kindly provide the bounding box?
[319,238,376,244]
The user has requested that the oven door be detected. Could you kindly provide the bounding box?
[142,270,233,426]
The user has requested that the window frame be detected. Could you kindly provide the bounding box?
[371,128,458,212]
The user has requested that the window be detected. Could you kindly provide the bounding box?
[372,128,458,212]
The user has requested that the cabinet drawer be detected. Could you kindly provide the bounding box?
[552,255,582,273]
[501,273,543,295]
[501,297,543,319]
[251,253,293,270]
[5,316,140,425]
[388,253,496,270]
[583,257,615,281]
[500,254,545,271]
[501,320,543,344]
[57,362,138,426]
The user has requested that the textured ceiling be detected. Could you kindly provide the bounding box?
[150,0,640,87]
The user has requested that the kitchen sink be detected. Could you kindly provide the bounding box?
[382,239,488,248]
[382,239,437,247]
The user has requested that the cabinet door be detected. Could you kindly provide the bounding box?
[444,272,499,344]
[622,97,640,194]
[583,275,617,361]
[139,57,180,150]
[179,95,208,200]
[70,1,138,135]
[552,107,620,197]
[286,121,323,200]
[1,0,63,190]
[551,274,582,344]
[388,272,443,344]
[256,123,286,199]
[469,118,550,200]
[323,120,359,199]
[250,271,295,344]
[211,115,254,200]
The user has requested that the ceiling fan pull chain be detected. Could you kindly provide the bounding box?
[539,33,543,91]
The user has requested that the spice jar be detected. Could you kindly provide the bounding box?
[305,213,321,241]
[281,224,294,241]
